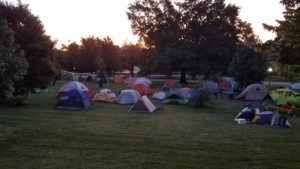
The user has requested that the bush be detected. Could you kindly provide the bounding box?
[229,45,267,86]
[263,102,300,117]
[188,89,212,107]
[0,20,28,105]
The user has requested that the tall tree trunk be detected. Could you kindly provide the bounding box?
[180,68,187,83]
[130,65,134,77]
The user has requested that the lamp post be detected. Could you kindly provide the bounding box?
[268,67,273,88]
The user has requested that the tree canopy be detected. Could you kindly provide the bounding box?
[0,1,57,89]
[57,36,122,76]
[127,0,244,82]
[263,0,300,64]
[0,20,28,105]
[120,43,142,76]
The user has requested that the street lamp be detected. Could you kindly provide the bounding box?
[268,67,273,88]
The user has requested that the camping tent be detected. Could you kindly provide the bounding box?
[235,104,290,126]
[270,88,300,105]
[162,80,181,91]
[163,91,188,105]
[202,80,219,94]
[57,81,93,98]
[132,83,151,95]
[288,83,300,92]
[93,89,117,103]
[129,96,157,112]
[235,83,268,101]
[61,72,75,80]
[126,77,137,88]
[165,79,175,86]
[179,88,197,100]
[152,91,166,100]
[133,77,152,86]
[56,89,93,109]
[235,104,273,124]
[117,89,141,104]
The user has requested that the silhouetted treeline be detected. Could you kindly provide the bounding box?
[55,36,143,76]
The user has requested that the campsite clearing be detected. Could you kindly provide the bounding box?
[0,81,300,169]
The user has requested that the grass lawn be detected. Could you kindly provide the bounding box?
[0,80,300,169]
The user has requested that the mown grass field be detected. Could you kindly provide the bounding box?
[0,80,300,169]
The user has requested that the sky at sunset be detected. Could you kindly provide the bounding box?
[7,0,285,47]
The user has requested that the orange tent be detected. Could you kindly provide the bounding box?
[165,79,175,87]
[93,89,116,103]
[132,84,151,95]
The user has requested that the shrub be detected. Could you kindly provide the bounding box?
[188,89,212,107]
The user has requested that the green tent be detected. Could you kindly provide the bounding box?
[270,88,300,105]
[162,92,188,105]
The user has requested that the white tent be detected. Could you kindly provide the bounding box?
[152,91,166,100]
[117,89,141,104]
[133,77,152,86]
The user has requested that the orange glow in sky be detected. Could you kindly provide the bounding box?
[8,0,284,47]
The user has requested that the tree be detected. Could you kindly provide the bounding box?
[120,43,142,76]
[128,0,187,82]
[80,36,104,73]
[57,36,120,77]
[272,62,300,82]
[98,37,120,76]
[0,1,57,89]
[263,0,300,64]
[127,0,241,82]
[0,20,28,105]
[61,42,81,72]
[229,45,267,86]
[236,20,261,48]
[180,0,240,78]
[262,0,300,82]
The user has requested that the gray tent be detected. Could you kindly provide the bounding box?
[288,83,300,92]
[235,83,268,101]
[202,80,218,94]
[129,96,157,112]
[117,89,140,105]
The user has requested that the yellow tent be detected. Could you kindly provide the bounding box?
[93,89,116,103]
